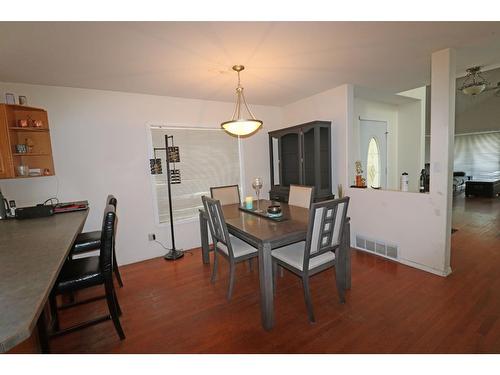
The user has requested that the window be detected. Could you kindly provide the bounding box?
[150,127,240,223]
[366,137,380,187]
[454,131,500,179]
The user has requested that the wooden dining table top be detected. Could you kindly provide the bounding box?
[218,200,310,247]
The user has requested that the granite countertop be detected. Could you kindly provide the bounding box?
[0,210,88,352]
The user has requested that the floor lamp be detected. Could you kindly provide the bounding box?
[150,134,184,260]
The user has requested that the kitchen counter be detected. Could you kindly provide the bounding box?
[0,210,88,352]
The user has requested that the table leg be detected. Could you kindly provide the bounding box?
[258,241,274,330]
[199,211,210,264]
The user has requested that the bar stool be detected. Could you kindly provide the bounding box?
[70,195,123,287]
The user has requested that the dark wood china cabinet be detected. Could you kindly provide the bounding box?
[268,120,333,203]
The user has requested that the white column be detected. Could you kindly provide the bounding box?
[430,48,456,275]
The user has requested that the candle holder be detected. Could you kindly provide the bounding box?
[252,177,263,212]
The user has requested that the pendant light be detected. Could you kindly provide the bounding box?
[221,65,263,136]
[460,66,488,96]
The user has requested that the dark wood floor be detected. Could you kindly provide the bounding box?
[50,194,500,353]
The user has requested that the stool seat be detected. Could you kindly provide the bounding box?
[72,230,101,254]
[56,256,103,294]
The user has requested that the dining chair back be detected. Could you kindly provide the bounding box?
[100,202,117,277]
[210,184,241,205]
[202,195,234,259]
[288,185,314,208]
[303,197,350,271]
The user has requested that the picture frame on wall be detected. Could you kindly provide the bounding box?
[5,93,15,104]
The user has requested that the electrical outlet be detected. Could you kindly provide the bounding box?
[148,233,156,241]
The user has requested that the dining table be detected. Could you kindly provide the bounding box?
[199,199,351,330]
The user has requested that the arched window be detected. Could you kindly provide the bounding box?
[367,137,380,188]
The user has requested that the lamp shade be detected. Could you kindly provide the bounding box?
[221,119,263,136]
[462,84,486,96]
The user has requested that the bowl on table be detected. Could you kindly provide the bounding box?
[267,205,282,215]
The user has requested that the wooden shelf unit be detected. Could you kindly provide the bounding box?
[0,104,55,179]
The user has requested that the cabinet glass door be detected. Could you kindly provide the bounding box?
[280,132,300,186]
[319,126,330,191]
[271,136,280,186]
[303,127,316,186]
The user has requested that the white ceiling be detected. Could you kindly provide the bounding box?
[1,22,500,106]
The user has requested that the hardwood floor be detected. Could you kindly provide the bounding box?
[50,194,500,353]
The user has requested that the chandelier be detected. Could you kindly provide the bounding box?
[460,66,489,96]
[221,65,263,136]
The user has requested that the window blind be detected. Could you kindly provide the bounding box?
[454,131,500,179]
[151,127,240,223]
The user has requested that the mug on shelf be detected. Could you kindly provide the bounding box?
[16,165,29,177]
[33,120,43,128]
[18,119,28,128]
[15,144,27,153]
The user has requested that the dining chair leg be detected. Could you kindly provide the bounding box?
[113,249,124,287]
[104,281,125,340]
[211,250,219,283]
[302,276,315,323]
[113,290,122,316]
[227,261,236,300]
[335,267,346,304]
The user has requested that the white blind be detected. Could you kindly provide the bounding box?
[151,127,240,223]
[454,131,500,179]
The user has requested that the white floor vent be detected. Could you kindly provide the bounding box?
[355,234,398,260]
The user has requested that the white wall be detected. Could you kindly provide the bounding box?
[455,95,500,134]
[282,84,352,195]
[0,82,282,265]
[397,100,423,192]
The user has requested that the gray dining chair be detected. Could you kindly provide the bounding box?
[210,184,241,206]
[272,197,350,323]
[202,196,258,300]
[288,184,314,208]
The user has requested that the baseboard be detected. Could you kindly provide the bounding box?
[353,246,452,277]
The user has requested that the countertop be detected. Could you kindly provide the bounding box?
[0,210,88,352]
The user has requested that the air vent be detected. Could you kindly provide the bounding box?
[356,235,365,249]
[355,233,398,260]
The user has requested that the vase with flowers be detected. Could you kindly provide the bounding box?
[355,160,365,187]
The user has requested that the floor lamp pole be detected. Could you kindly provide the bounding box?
[164,134,184,261]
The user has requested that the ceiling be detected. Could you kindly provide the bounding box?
[1,22,500,106]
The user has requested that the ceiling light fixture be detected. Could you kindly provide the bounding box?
[460,66,489,96]
[221,65,263,137]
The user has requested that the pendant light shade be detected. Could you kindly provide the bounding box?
[221,65,263,136]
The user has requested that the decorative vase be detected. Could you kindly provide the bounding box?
[355,175,363,187]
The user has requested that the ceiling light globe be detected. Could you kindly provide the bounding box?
[221,119,263,136]
[462,84,486,96]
